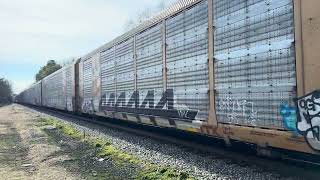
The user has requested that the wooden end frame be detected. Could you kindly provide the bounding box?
[208,0,218,127]
[293,0,305,97]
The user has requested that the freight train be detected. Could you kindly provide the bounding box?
[17,0,320,158]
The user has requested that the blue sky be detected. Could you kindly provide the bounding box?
[0,0,176,93]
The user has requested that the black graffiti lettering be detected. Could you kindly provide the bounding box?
[311,126,320,141]
[140,90,154,108]
[115,92,126,107]
[99,89,198,121]
[297,90,320,151]
[127,91,138,108]
[155,89,173,109]
[107,93,115,107]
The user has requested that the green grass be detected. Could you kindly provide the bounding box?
[39,118,83,139]
[39,118,193,180]
[137,165,193,180]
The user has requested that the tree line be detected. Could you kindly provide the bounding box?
[0,78,12,104]
[35,60,62,82]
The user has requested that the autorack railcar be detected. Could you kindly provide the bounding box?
[16,81,42,106]
[18,0,320,157]
[41,61,77,112]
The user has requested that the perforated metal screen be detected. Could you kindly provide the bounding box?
[214,0,297,129]
[83,59,93,99]
[100,47,116,98]
[136,24,164,107]
[115,38,135,103]
[42,70,65,109]
[166,0,209,120]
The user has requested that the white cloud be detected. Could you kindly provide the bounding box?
[0,0,130,65]
[0,0,178,93]
[11,79,34,94]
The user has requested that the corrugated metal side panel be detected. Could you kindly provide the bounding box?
[78,61,85,112]
[82,0,202,60]
[42,70,65,110]
[166,0,209,121]
[115,38,135,105]
[136,24,163,107]
[92,54,101,112]
[83,59,93,99]
[65,65,74,111]
[65,66,73,97]
[100,47,115,104]
[21,82,41,106]
[214,0,296,129]
[35,82,42,106]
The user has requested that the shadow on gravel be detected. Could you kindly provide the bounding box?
[42,128,140,180]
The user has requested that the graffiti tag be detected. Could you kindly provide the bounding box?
[218,96,258,126]
[100,89,199,121]
[297,90,320,151]
[280,103,298,134]
[82,99,94,114]
[66,98,73,111]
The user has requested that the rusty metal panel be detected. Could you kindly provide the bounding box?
[166,0,209,121]
[115,38,135,106]
[136,24,163,108]
[214,0,297,129]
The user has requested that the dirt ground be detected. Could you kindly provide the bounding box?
[0,104,139,180]
[0,104,197,180]
[0,104,82,180]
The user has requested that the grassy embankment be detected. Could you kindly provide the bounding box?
[39,118,193,180]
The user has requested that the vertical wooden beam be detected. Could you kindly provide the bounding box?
[293,0,305,97]
[162,20,167,91]
[208,0,218,126]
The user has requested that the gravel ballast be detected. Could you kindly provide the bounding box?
[24,105,299,180]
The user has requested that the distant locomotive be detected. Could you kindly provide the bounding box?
[17,0,320,157]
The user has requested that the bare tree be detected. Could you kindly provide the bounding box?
[123,0,174,31]
[60,57,76,66]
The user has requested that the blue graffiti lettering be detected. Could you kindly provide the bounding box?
[280,104,298,135]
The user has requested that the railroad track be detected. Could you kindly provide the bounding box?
[25,105,320,180]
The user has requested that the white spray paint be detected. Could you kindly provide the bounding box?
[218,96,258,126]
[297,91,320,151]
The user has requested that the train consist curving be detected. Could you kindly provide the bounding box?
[17,0,320,157]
